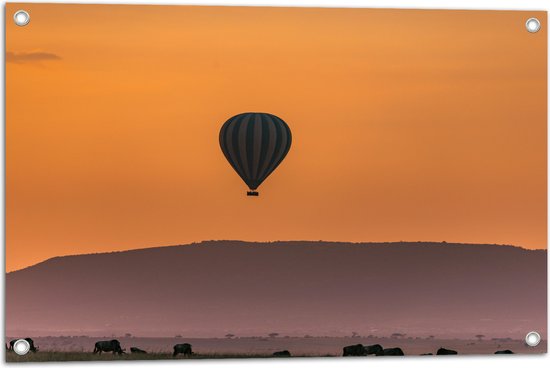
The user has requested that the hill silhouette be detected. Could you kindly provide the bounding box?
[6,241,546,338]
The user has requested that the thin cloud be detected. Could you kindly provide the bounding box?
[6,51,61,64]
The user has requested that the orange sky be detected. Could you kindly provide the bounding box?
[6,4,547,271]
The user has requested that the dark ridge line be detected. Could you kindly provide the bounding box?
[7,240,545,274]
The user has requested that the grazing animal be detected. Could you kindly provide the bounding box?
[7,338,38,353]
[93,340,124,355]
[343,344,366,356]
[436,347,457,355]
[378,347,405,356]
[130,347,147,354]
[173,343,193,357]
[273,350,291,357]
[364,344,383,355]
[495,350,514,354]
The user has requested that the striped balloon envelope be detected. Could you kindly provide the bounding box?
[219,112,292,196]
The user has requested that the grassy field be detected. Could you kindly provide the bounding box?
[5,351,316,362]
[5,336,546,362]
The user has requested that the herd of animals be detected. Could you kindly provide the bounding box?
[6,338,515,357]
[5,339,192,357]
[341,343,514,356]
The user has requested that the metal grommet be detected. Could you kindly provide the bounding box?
[526,18,541,33]
[13,339,31,355]
[525,331,541,347]
[14,10,30,27]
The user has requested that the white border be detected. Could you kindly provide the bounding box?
[1,1,548,368]
[0,0,549,10]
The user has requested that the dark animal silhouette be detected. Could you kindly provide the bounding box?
[495,350,514,354]
[7,338,38,353]
[130,347,147,354]
[365,344,383,355]
[421,353,433,355]
[93,340,124,355]
[377,347,405,356]
[173,343,193,357]
[273,350,291,357]
[343,344,366,356]
[437,347,458,355]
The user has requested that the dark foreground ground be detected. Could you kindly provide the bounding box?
[6,352,294,362]
[5,336,546,362]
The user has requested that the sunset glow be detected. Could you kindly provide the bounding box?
[5,4,547,271]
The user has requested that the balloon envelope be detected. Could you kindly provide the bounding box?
[219,112,292,193]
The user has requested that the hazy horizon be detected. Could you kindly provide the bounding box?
[6,241,546,340]
[6,239,545,273]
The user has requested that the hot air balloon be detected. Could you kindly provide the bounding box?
[219,112,292,196]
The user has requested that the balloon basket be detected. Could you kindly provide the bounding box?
[247,191,259,196]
